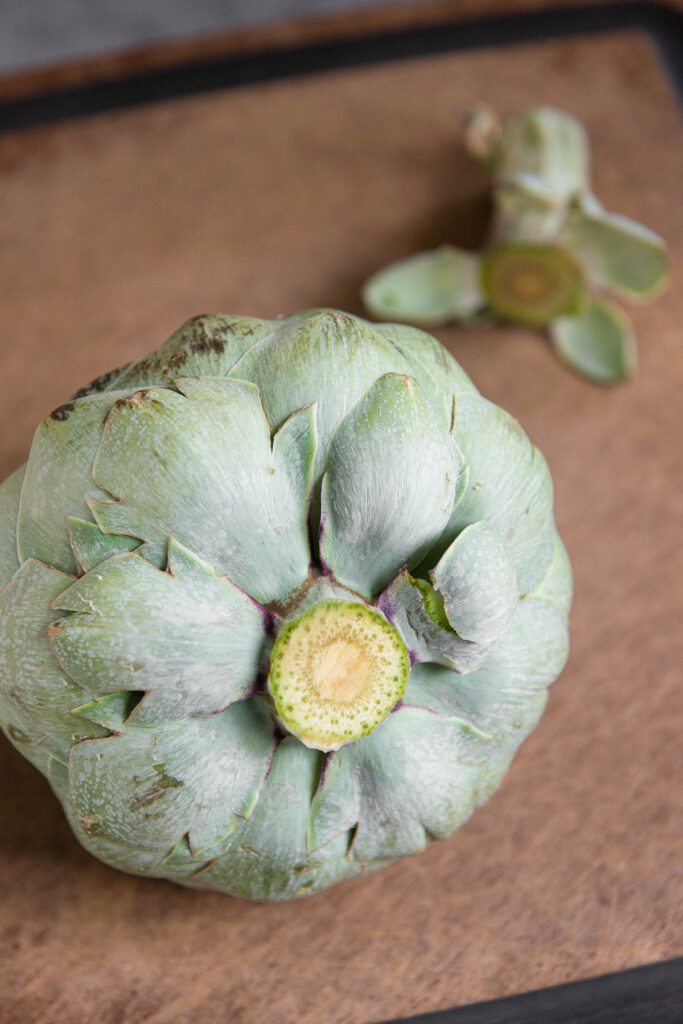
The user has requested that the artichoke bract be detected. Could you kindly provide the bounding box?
[0,310,571,901]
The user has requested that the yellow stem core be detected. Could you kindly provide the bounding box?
[312,640,372,702]
[267,600,409,751]
[482,243,585,326]
[509,268,554,301]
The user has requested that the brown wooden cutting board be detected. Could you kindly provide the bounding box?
[0,3,681,1022]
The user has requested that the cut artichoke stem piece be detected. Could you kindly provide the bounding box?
[488,106,590,202]
[481,243,586,327]
[267,600,409,753]
[488,180,569,246]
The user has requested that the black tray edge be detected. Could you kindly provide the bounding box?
[379,957,683,1024]
[0,2,680,133]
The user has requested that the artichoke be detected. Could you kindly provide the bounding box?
[0,309,571,901]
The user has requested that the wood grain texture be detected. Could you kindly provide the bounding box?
[0,16,682,1024]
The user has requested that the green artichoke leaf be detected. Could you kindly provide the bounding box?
[67,695,276,858]
[532,528,573,616]
[427,393,555,594]
[405,662,547,805]
[504,449,556,593]
[226,310,412,476]
[560,200,669,300]
[0,559,109,771]
[309,706,485,861]
[278,577,368,625]
[17,391,131,575]
[430,521,518,644]
[362,246,485,327]
[203,738,359,900]
[68,818,192,878]
[484,594,569,689]
[550,297,638,385]
[63,813,215,881]
[90,378,316,605]
[319,373,459,598]
[50,540,267,723]
[113,314,276,389]
[376,321,478,400]
[405,552,568,803]
[379,569,490,673]
[71,691,142,732]
[406,581,568,711]
[67,516,140,572]
[0,464,24,590]
[47,754,70,801]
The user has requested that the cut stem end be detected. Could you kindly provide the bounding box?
[481,243,586,326]
[267,600,409,752]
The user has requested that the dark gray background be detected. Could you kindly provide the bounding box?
[0,0,417,73]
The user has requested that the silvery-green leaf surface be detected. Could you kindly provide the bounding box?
[0,560,108,771]
[67,815,195,879]
[310,705,486,861]
[0,465,24,589]
[405,537,569,803]
[405,662,548,805]
[425,392,555,594]
[550,298,637,385]
[91,378,316,605]
[484,595,569,690]
[376,321,478,400]
[50,540,267,723]
[362,246,485,327]
[201,738,359,900]
[320,373,460,597]
[379,569,488,673]
[431,521,518,644]
[113,314,276,389]
[67,696,275,859]
[72,691,140,732]
[408,576,569,714]
[560,200,669,299]
[277,577,366,626]
[227,311,412,476]
[533,529,573,616]
[47,755,70,801]
[67,516,140,572]
[379,517,521,671]
[17,392,130,575]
